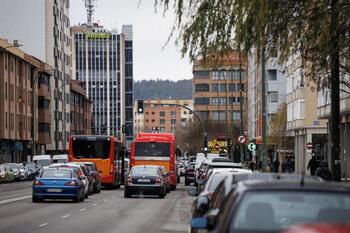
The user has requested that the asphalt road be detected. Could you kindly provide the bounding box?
[0,180,194,233]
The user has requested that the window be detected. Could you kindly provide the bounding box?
[237,83,245,91]
[220,97,227,105]
[269,92,278,102]
[193,70,209,79]
[194,97,210,105]
[159,111,165,117]
[171,111,176,117]
[160,119,165,124]
[232,111,240,120]
[211,71,220,80]
[183,111,187,114]
[195,83,210,92]
[229,83,236,92]
[151,119,155,123]
[171,119,176,124]
[212,97,219,105]
[268,69,277,80]
[212,111,226,120]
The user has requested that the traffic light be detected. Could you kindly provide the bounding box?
[137,100,144,114]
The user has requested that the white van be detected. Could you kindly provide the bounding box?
[32,155,52,168]
[195,153,219,171]
[52,154,68,164]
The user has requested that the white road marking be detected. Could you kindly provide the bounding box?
[39,223,48,227]
[103,199,107,202]
[61,215,69,219]
[92,203,97,206]
[79,208,86,212]
[0,195,31,205]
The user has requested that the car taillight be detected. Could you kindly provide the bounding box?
[33,180,44,186]
[155,176,161,183]
[110,163,113,174]
[65,181,78,186]
[127,176,132,184]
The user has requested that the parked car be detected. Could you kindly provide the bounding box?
[159,166,171,193]
[124,165,167,198]
[76,162,101,193]
[32,168,85,203]
[73,162,97,194]
[16,163,28,180]
[185,162,196,186]
[52,154,68,164]
[3,163,21,181]
[283,223,350,233]
[24,162,39,180]
[191,178,350,233]
[0,165,6,183]
[48,163,90,198]
[2,164,15,182]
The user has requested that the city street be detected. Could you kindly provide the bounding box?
[0,181,193,233]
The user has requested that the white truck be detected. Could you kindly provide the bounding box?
[32,155,52,168]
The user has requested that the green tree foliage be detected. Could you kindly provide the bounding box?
[155,0,350,87]
[134,79,192,100]
[268,103,287,147]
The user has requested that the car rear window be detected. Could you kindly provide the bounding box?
[41,169,72,178]
[231,191,350,232]
[131,167,158,176]
[207,175,226,192]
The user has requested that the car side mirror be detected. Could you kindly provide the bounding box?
[191,217,208,229]
[196,195,210,215]
[188,188,199,197]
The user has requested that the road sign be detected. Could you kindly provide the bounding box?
[306,143,313,149]
[238,136,246,144]
[248,143,256,152]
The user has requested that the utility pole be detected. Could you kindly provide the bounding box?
[239,46,244,162]
[261,47,268,170]
[31,69,37,158]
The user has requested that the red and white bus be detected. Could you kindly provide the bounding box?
[130,133,178,190]
[69,135,125,188]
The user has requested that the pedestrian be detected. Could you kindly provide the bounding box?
[315,160,332,181]
[307,156,317,175]
[273,159,280,173]
[249,161,255,171]
[283,157,292,173]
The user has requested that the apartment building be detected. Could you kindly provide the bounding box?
[247,48,287,141]
[285,53,327,174]
[0,39,52,163]
[193,52,247,129]
[139,99,193,134]
[0,0,72,154]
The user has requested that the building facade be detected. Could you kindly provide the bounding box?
[247,48,287,141]
[71,23,133,144]
[0,0,72,154]
[70,80,92,135]
[317,81,350,180]
[192,52,247,137]
[139,99,193,134]
[0,39,52,163]
[285,53,327,174]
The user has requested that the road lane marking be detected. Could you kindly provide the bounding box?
[92,203,97,206]
[39,223,48,227]
[103,199,107,202]
[0,195,31,205]
[61,215,69,219]
[79,208,86,212]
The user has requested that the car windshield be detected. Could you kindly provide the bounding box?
[25,163,36,169]
[131,167,158,176]
[72,137,111,159]
[207,175,226,192]
[36,160,51,167]
[41,169,72,178]
[230,191,350,232]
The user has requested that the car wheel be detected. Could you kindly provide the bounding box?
[124,189,131,198]
[73,196,80,203]
[159,190,165,198]
[84,192,88,199]
[32,196,39,203]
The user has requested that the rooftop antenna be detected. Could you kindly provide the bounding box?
[84,0,96,26]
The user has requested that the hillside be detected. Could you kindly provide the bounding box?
[134,79,192,100]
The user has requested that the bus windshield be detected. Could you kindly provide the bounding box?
[72,137,111,159]
[135,142,170,157]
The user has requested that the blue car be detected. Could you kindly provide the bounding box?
[32,168,85,203]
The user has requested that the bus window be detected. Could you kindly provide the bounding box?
[135,142,170,157]
[72,137,110,159]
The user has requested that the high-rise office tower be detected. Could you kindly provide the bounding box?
[71,23,133,144]
[0,0,72,154]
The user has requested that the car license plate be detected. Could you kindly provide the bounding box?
[47,188,62,193]
[138,179,150,183]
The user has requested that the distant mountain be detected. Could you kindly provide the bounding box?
[134,79,192,100]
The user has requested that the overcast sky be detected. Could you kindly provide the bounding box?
[70,0,192,81]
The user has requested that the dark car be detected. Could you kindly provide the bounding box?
[124,165,167,198]
[32,168,85,203]
[191,178,350,233]
[185,162,196,186]
[80,162,101,193]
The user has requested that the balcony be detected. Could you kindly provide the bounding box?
[38,85,51,100]
[38,109,51,124]
[39,132,51,144]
